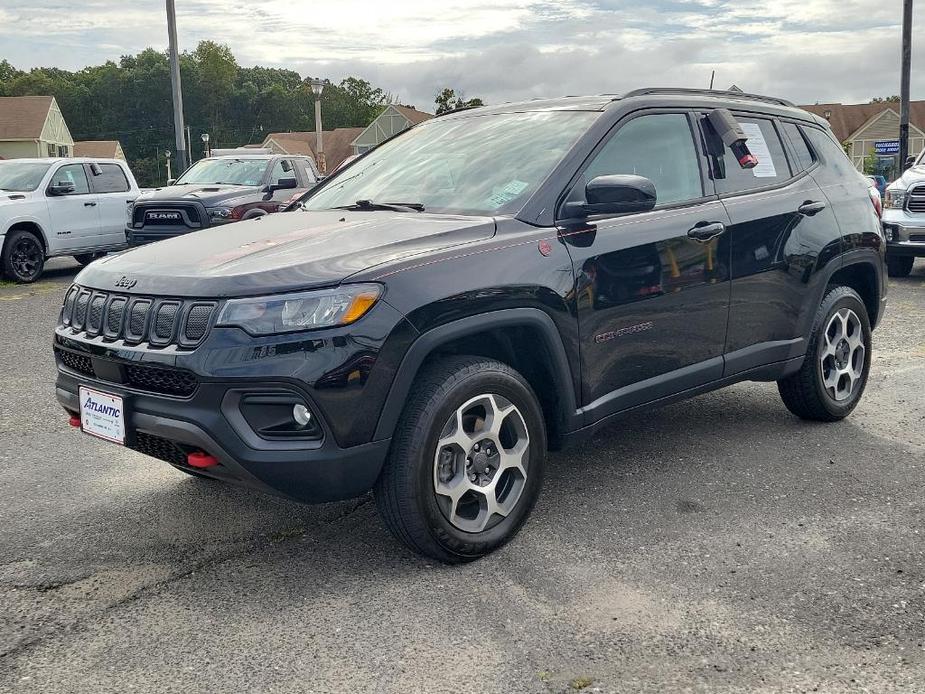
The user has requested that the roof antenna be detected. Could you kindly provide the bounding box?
[709,70,715,90]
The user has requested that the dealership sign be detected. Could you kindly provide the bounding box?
[874,140,901,155]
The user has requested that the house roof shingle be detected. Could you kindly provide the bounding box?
[73,140,121,158]
[800,101,925,142]
[264,127,364,170]
[0,96,54,140]
[391,105,433,125]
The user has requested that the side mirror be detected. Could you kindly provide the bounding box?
[268,177,298,192]
[166,178,176,186]
[563,175,657,218]
[905,155,917,170]
[48,181,76,196]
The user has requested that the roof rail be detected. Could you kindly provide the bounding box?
[621,88,796,108]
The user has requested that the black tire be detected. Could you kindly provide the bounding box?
[777,285,872,422]
[73,252,106,266]
[886,255,914,278]
[1,229,45,283]
[374,355,546,563]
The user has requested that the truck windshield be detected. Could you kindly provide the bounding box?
[175,158,270,186]
[0,162,52,192]
[302,110,598,216]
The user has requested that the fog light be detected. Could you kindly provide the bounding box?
[293,403,313,427]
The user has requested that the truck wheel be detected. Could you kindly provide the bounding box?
[886,255,914,278]
[1,229,45,283]
[73,252,106,266]
[777,286,871,421]
[374,355,546,563]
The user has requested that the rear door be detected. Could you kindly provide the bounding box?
[44,163,101,253]
[703,114,842,375]
[88,162,133,248]
[560,111,732,422]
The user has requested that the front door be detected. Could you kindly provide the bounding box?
[560,111,731,423]
[45,163,101,253]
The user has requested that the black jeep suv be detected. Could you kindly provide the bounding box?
[54,89,886,563]
[127,154,319,246]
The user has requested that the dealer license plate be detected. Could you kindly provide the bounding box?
[79,386,125,445]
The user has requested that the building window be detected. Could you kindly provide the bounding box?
[58,145,69,157]
[47,144,56,157]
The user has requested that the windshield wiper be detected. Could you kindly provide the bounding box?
[335,199,425,213]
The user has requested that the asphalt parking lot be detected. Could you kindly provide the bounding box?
[1,258,924,693]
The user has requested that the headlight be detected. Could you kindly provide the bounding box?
[216,284,382,335]
[126,202,134,222]
[207,206,234,220]
[884,189,907,209]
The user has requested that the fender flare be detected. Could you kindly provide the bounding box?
[241,208,269,220]
[823,248,886,327]
[3,216,49,251]
[372,307,580,441]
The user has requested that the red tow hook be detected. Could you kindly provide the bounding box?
[187,451,219,469]
[68,415,81,428]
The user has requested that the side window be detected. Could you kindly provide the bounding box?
[711,117,792,194]
[50,164,90,195]
[294,158,316,184]
[581,113,703,207]
[90,164,130,193]
[270,159,293,183]
[781,122,815,172]
[802,127,855,181]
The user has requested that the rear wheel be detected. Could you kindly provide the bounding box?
[886,255,914,278]
[1,229,45,283]
[374,355,546,563]
[777,285,871,421]
[74,252,106,266]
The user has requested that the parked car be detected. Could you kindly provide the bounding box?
[0,158,138,282]
[126,154,320,246]
[866,174,887,198]
[882,149,925,276]
[55,89,886,563]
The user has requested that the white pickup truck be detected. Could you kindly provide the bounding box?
[0,157,139,282]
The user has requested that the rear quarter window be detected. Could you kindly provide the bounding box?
[710,117,792,195]
[781,122,816,173]
[91,164,130,193]
[801,127,857,182]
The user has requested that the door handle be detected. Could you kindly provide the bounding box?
[687,221,726,242]
[797,200,826,216]
[84,201,97,207]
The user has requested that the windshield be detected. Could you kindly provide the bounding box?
[0,162,51,192]
[303,111,598,216]
[175,158,270,186]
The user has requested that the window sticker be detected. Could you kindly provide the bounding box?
[486,179,529,208]
[739,122,777,178]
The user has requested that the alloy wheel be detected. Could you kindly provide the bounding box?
[432,393,530,533]
[10,236,42,281]
[819,307,865,402]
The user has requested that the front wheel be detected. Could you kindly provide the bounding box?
[777,285,872,421]
[1,229,45,283]
[374,355,546,563]
[886,255,915,278]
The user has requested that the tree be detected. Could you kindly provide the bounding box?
[870,96,900,103]
[434,88,484,115]
[862,151,880,175]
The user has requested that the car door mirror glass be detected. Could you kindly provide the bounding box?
[564,175,657,218]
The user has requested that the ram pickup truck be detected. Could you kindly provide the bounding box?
[127,154,320,246]
[1,158,138,282]
[882,149,925,276]
[55,89,886,563]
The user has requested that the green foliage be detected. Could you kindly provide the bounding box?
[434,87,484,115]
[862,151,879,175]
[0,43,393,187]
[870,96,900,103]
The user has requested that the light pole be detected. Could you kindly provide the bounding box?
[310,79,326,174]
[165,150,172,183]
[166,0,188,170]
[899,0,914,170]
[201,132,211,159]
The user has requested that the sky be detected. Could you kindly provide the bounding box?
[0,0,921,111]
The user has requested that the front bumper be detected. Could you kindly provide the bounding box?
[126,226,198,247]
[882,210,925,257]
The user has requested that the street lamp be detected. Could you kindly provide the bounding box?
[201,132,210,159]
[310,79,326,174]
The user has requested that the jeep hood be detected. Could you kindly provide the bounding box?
[136,183,259,206]
[76,209,496,297]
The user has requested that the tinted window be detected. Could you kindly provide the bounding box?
[712,117,791,194]
[51,164,90,195]
[583,113,703,206]
[270,159,294,184]
[802,127,856,181]
[91,164,130,193]
[781,122,815,172]
[175,158,270,186]
[294,158,316,183]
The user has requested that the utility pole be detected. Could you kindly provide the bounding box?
[166,0,188,171]
[899,0,913,170]
[310,79,326,174]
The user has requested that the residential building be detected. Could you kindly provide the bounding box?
[0,96,74,159]
[801,101,925,178]
[351,105,433,154]
[74,140,126,161]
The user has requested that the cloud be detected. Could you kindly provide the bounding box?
[0,0,921,110]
